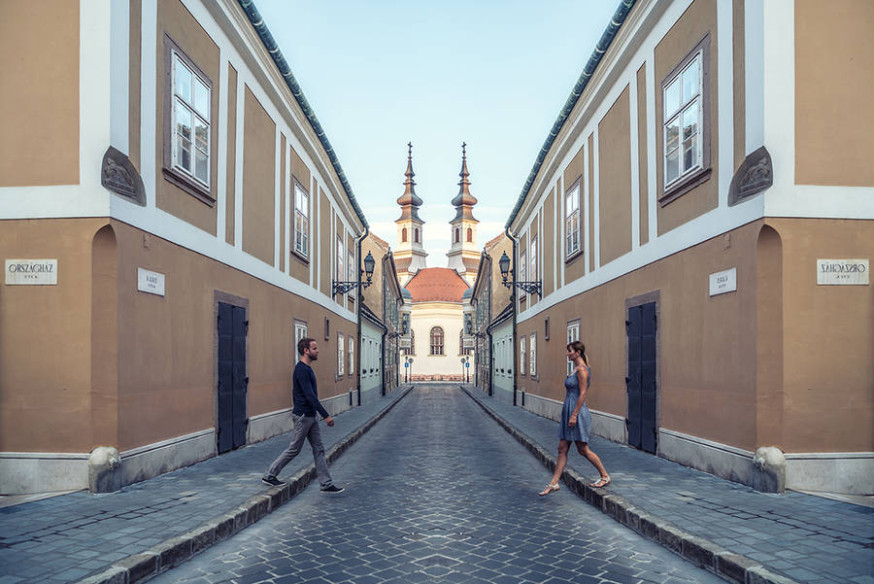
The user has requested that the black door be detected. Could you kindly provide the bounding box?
[218,302,248,454]
[626,302,657,454]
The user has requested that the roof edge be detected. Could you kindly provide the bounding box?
[236,0,368,229]
[505,0,637,231]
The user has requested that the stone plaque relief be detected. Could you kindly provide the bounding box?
[817,259,869,286]
[137,268,166,296]
[709,267,737,296]
[5,259,58,285]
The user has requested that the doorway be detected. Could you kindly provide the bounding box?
[626,301,657,454]
[217,302,248,453]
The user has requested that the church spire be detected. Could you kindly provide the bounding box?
[396,142,423,221]
[451,142,478,221]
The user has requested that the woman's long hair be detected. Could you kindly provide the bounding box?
[567,340,589,366]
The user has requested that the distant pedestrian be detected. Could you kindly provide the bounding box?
[539,340,610,495]
[261,338,344,493]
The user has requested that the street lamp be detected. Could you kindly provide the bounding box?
[499,250,542,298]
[332,250,376,297]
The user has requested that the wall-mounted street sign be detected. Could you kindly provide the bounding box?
[137,268,166,296]
[817,259,868,286]
[5,259,57,285]
[462,337,475,349]
[398,336,411,349]
[709,267,737,297]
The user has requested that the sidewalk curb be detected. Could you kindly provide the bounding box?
[75,386,415,584]
[460,386,800,584]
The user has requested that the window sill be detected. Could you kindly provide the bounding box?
[163,167,214,206]
[291,250,310,265]
[565,249,584,265]
[659,166,712,207]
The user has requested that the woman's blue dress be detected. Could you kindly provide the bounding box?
[559,366,591,442]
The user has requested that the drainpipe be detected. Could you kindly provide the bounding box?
[356,226,368,407]
[505,226,519,407]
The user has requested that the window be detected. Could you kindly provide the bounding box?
[294,321,307,363]
[402,228,408,243]
[567,320,580,375]
[529,333,537,376]
[467,228,472,243]
[348,249,355,303]
[348,339,354,378]
[293,182,309,258]
[661,35,711,203]
[565,182,581,258]
[529,237,537,284]
[455,228,460,243]
[519,335,526,375]
[336,235,344,286]
[414,228,420,243]
[459,329,464,355]
[163,36,213,204]
[430,327,444,356]
[338,334,345,376]
[410,329,416,355]
[519,250,527,282]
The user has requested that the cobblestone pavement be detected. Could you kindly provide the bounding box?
[0,388,409,584]
[463,387,874,584]
[150,384,724,584]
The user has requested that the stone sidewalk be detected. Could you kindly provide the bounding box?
[461,385,874,584]
[0,386,413,584]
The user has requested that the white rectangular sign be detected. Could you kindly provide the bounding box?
[709,267,737,296]
[5,259,58,285]
[463,337,475,349]
[137,268,166,296]
[398,337,411,349]
[817,259,869,286]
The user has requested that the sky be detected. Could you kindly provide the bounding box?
[255,0,620,262]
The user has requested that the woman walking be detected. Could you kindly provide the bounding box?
[539,340,611,496]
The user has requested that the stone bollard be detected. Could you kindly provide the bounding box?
[751,446,786,493]
[89,446,123,493]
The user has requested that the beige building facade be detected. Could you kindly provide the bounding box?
[0,0,373,494]
[505,0,873,495]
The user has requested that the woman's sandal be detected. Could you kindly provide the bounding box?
[590,476,611,488]
[538,483,560,496]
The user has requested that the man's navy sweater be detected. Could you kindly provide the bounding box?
[291,360,330,418]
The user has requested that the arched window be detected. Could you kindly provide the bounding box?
[410,329,415,355]
[414,228,419,243]
[467,228,473,242]
[455,228,460,243]
[402,228,408,242]
[430,327,444,355]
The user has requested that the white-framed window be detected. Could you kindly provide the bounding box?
[293,181,309,258]
[529,333,537,376]
[295,320,308,363]
[519,250,527,284]
[171,52,210,187]
[565,182,581,258]
[664,51,702,188]
[519,335,526,376]
[336,235,344,286]
[529,237,537,284]
[567,320,580,376]
[348,338,354,378]
[337,334,345,376]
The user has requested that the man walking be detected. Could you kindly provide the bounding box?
[262,337,344,493]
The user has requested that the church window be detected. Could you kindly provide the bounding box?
[410,330,416,355]
[430,327,444,355]
[414,228,420,243]
[402,228,407,243]
[467,228,472,242]
[455,228,460,243]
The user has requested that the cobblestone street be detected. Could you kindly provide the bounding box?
[151,385,723,584]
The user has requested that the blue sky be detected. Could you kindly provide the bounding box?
[255,0,619,261]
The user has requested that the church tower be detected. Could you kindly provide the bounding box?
[446,143,479,286]
[394,143,427,285]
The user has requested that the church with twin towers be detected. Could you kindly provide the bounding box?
[393,143,479,381]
